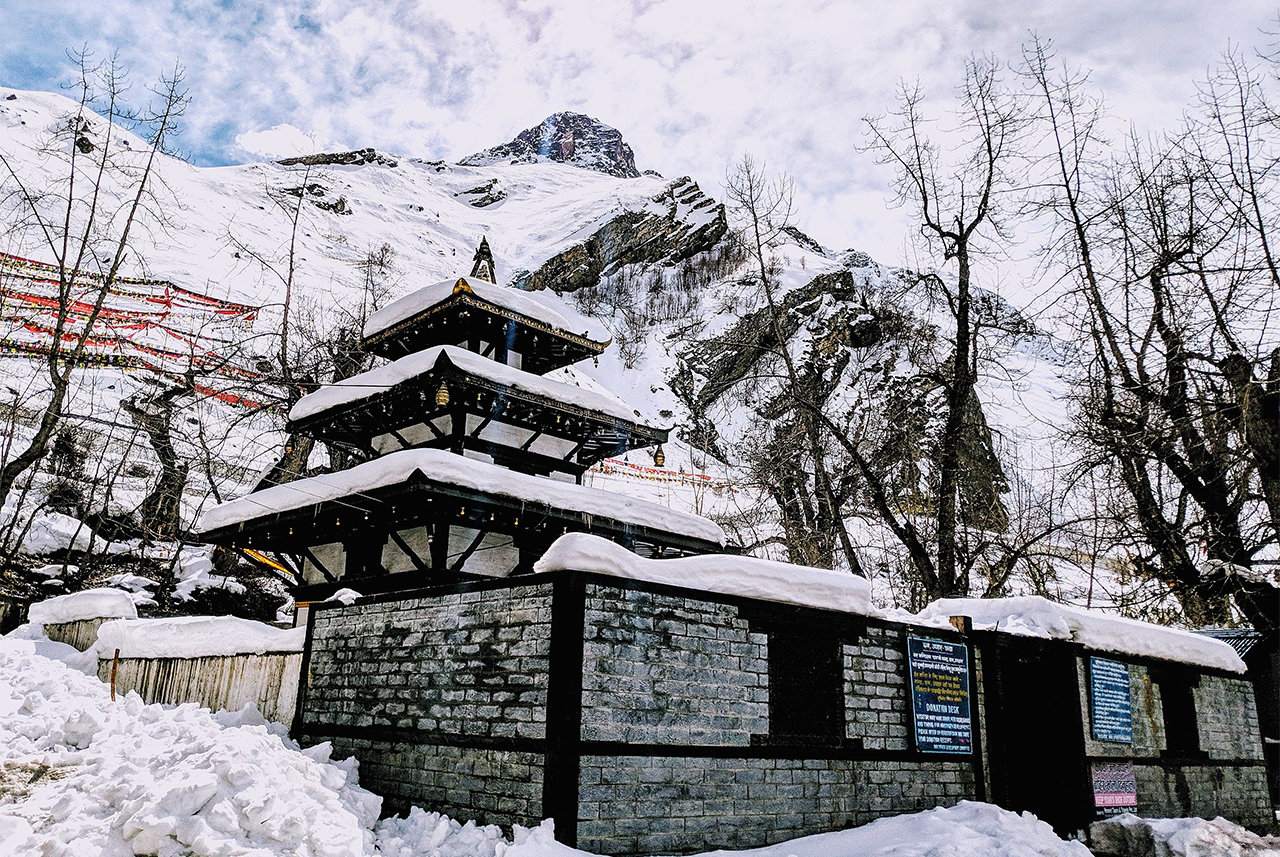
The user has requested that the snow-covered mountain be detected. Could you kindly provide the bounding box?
[0,83,1077,611]
[460,112,642,178]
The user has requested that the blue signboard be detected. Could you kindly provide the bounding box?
[1090,657,1133,743]
[907,637,973,754]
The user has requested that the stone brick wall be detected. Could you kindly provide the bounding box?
[843,626,909,751]
[301,583,554,825]
[1078,660,1161,758]
[580,585,768,744]
[577,756,974,855]
[1134,763,1271,823]
[577,583,980,854]
[327,736,544,820]
[1196,675,1265,761]
[1076,656,1271,826]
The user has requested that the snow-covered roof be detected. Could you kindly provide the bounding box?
[27,588,138,625]
[198,448,725,546]
[93,616,304,659]
[914,596,1246,673]
[363,276,602,343]
[534,533,874,615]
[289,344,646,426]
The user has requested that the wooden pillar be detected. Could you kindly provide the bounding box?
[542,573,585,846]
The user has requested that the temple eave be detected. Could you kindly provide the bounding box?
[201,478,722,557]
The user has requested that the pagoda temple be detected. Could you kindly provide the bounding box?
[197,243,725,607]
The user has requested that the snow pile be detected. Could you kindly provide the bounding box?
[329,588,364,606]
[105,572,159,606]
[198,448,725,546]
[17,511,94,555]
[364,276,604,343]
[915,596,1246,672]
[27,587,138,625]
[173,546,248,600]
[534,533,875,615]
[673,801,1090,857]
[290,344,644,424]
[0,637,382,856]
[94,615,305,659]
[374,808,510,857]
[1090,813,1280,857]
[32,562,75,578]
[2,622,99,675]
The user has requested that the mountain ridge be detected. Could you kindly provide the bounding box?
[460,111,641,179]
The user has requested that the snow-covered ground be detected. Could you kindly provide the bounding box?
[2,633,1276,857]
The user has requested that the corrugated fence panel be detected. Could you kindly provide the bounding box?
[97,652,303,725]
[45,618,111,652]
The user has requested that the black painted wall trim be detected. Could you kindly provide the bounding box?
[290,722,980,767]
[1092,755,1269,769]
[291,605,319,740]
[543,573,586,847]
[298,721,546,754]
[578,740,977,765]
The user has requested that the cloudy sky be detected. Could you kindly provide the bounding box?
[3,0,1277,263]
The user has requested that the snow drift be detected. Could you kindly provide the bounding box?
[93,615,305,659]
[915,595,1246,672]
[534,532,875,615]
[27,587,138,625]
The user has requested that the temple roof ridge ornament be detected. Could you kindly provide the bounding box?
[469,236,497,284]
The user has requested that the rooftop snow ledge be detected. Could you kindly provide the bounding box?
[197,448,725,546]
[363,276,606,343]
[289,344,644,425]
[533,533,875,616]
[93,616,304,659]
[28,588,138,625]
[914,596,1246,673]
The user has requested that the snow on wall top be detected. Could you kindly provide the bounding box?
[27,588,138,625]
[93,616,305,659]
[914,595,1246,673]
[198,448,725,546]
[363,276,599,343]
[534,533,874,615]
[289,344,644,425]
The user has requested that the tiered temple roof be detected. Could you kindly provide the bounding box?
[361,276,608,372]
[198,247,721,600]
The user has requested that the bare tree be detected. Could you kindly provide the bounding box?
[0,53,187,510]
[1024,38,1278,632]
[862,56,1027,599]
[722,155,866,576]
[227,162,320,490]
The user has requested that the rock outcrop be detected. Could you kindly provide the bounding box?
[460,112,640,178]
[513,177,727,293]
[277,148,397,168]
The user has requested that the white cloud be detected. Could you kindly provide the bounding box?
[234,123,339,159]
[4,0,1279,266]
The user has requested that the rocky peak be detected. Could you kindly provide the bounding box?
[460,112,640,179]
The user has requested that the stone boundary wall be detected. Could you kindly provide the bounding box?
[580,585,768,745]
[577,756,974,855]
[1076,657,1271,825]
[298,582,554,825]
[294,572,1268,854]
[576,582,980,854]
[844,625,909,750]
